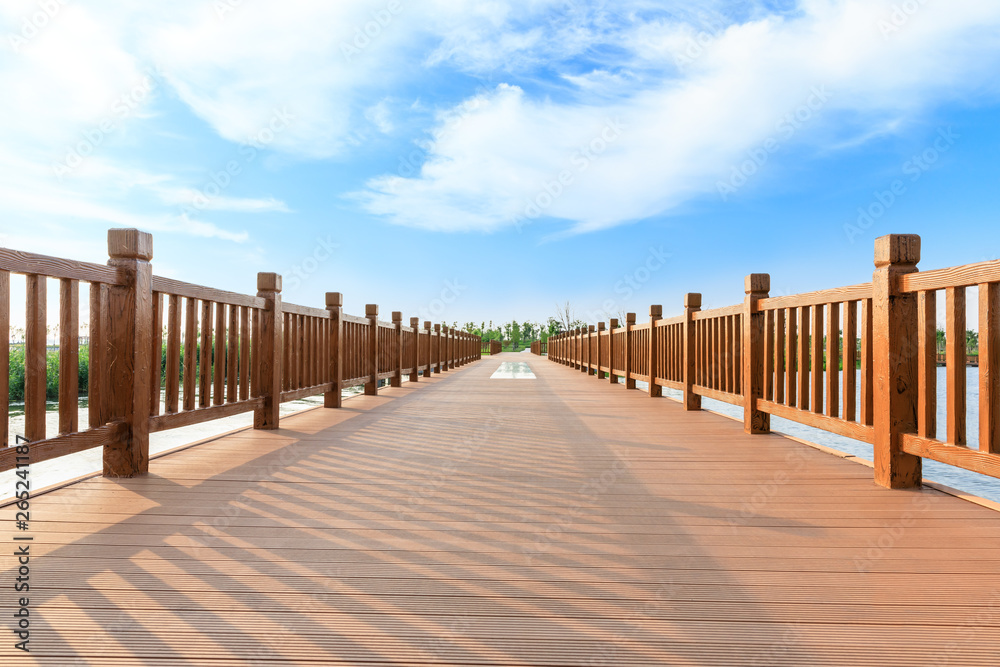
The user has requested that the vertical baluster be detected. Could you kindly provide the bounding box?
[917,291,937,438]
[240,306,250,401]
[199,300,212,408]
[786,307,797,407]
[165,295,181,414]
[811,304,824,414]
[775,308,786,405]
[183,297,196,411]
[798,306,810,411]
[860,298,874,426]
[0,270,9,447]
[214,300,225,405]
[946,286,967,446]
[25,275,46,443]
[59,278,80,434]
[88,283,108,428]
[981,283,1000,453]
[826,303,839,418]
[227,305,238,402]
[843,300,858,423]
[149,292,162,417]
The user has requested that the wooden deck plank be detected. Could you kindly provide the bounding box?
[4,353,1000,665]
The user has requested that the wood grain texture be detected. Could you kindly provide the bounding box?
[758,400,875,444]
[183,297,197,412]
[797,306,810,412]
[149,292,163,418]
[860,299,874,427]
[843,301,857,424]
[150,399,264,433]
[825,303,839,419]
[811,304,824,415]
[0,271,8,448]
[199,301,212,409]
[757,282,873,311]
[917,291,936,439]
[900,258,1000,292]
[88,283,108,429]
[981,283,1000,454]
[0,246,122,284]
[945,287,967,446]
[253,274,282,430]
[59,278,80,435]
[165,295,181,414]
[151,275,264,309]
[25,274,47,442]
[872,235,922,489]
[0,422,126,471]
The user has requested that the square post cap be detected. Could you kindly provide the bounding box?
[597,322,605,331]
[257,272,282,292]
[588,325,595,332]
[875,234,921,267]
[609,318,619,328]
[410,317,420,327]
[392,311,402,323]
[108,228,153,261]
[424,321,432,329]
[365,304,378,317]
[745,274,770,293]
[626,313,636,324]
[434,324,441,332]
[684,293,702,309]
[326,292,343,308]
[650,305,662,318]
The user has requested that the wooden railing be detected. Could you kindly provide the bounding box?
[530,340,547,355]
[1,229,481,476]
[482,340,502,355]
[549,234,1000,489]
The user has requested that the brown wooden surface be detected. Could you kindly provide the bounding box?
[946,286,967,446]
[4,352,1000,665]
[982,283,1000,454]
[25,273,47,442]
[0,270,7,448]
[59,278,80,435]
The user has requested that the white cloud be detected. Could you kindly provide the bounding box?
[352,0,1000,234]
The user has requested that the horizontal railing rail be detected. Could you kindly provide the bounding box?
[1,229,481,476]
[547,234,1000,490]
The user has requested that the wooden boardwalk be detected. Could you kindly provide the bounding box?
[5,352,1000,666]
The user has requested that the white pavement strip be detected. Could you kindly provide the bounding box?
[490,362,537,379]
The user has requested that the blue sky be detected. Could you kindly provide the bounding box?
[2,0,1000,328]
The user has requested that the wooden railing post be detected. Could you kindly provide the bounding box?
[391,311,403,388]
[434,324,442,374]
[873,234,922,488]
[649,305,662,397]
[743,275,771,433]
[596,322,605,379]
[365,304,378,395]
[325,292,342,408]
[442,326,451,371]
[683,294,701,411]
[583,325,593,374]
[254,272,283,429]
[104,229,154,477]
[625,313,636,389]
[424,321,433,376]
[609,319,619,384]
[575,327,582,369]
[410,317,420,382]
